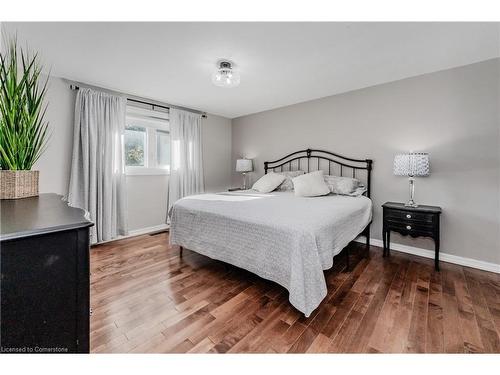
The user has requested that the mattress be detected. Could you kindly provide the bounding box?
[169,190,372,317]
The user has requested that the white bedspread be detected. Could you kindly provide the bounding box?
[169,191,372,317]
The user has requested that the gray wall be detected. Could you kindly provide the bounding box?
[34,78,76,195]
[202,113,233,192]
[232,59,500,265]
[35,76,232,231]
[126,175,169,230]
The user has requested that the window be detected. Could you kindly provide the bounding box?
[124,106,170,175]
[124,126,146,167]
[156,130,170,168]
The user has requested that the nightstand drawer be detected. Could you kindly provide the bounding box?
[385,221,434,236]
[385,209,434,224]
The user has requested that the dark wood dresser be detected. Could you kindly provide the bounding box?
[382,201,442,271]
[0,193,93,353]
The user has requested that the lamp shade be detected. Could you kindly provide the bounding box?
[393,152,430,177]
[236,159,253,173]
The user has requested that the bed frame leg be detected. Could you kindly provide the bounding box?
[345,247,350,272]
[365,225,370,257]
[179,246,183,257]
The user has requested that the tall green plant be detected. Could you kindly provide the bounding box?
[0,38,50,170]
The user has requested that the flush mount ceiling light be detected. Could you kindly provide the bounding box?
[212,60,240,88]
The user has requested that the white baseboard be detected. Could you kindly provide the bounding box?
[128,224,169,237]
[94,224,169,245]
[355,237,500,274]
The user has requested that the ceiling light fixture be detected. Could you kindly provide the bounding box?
[212,60,240,88]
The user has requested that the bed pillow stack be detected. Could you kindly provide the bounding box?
[251,173,286,193]
[292,170,330,197]
[251,170,367,196]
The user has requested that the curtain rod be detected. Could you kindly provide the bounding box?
[65,79,207,118]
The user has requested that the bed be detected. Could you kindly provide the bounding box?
[169,149,373,317]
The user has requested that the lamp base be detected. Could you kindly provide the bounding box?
[405,177,418,208]
[405,201,419,208]
[242,172,247,190]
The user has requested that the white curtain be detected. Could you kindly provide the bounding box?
[168,108,204,212]
[68,88,128,243]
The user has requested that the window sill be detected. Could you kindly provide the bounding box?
[125,167,170,176]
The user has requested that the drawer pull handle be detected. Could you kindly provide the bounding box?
[406,214,411,219]
[406,225,412,230]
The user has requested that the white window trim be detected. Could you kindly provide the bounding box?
[125,166,169,176]
[127,105,169,121]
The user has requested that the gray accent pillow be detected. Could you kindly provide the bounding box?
[276,170,306,191]
[323,175,366,196]
[348,185,367,197]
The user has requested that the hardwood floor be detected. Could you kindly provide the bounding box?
[90,232,500,353]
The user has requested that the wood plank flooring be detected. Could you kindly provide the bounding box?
[90,232,500,353]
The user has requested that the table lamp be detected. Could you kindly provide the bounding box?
[393,152,430,207]
[236,159,253,189]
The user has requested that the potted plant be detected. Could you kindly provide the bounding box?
[0,38,49,199]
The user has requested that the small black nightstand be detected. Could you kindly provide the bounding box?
[382,202,442,271]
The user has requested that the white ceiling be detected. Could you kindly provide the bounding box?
[3,22,500,118]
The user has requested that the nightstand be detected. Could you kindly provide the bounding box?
[228,187,244,192]
[382,202,442,270]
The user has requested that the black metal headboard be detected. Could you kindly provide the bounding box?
[264,148,373,198]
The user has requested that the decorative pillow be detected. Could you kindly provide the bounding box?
[252,173,286,193]
[292,170,330,197]
[348,185,367,197]
[276,170,306,191]
[323,175,366,196]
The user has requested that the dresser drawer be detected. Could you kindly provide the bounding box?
[384,209,434,224]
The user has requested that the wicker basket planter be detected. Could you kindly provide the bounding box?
[0,170,39,199]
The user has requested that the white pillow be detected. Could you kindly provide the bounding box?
[276,170,306,191]
[292,170,330,197]
[252,173,286,193]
